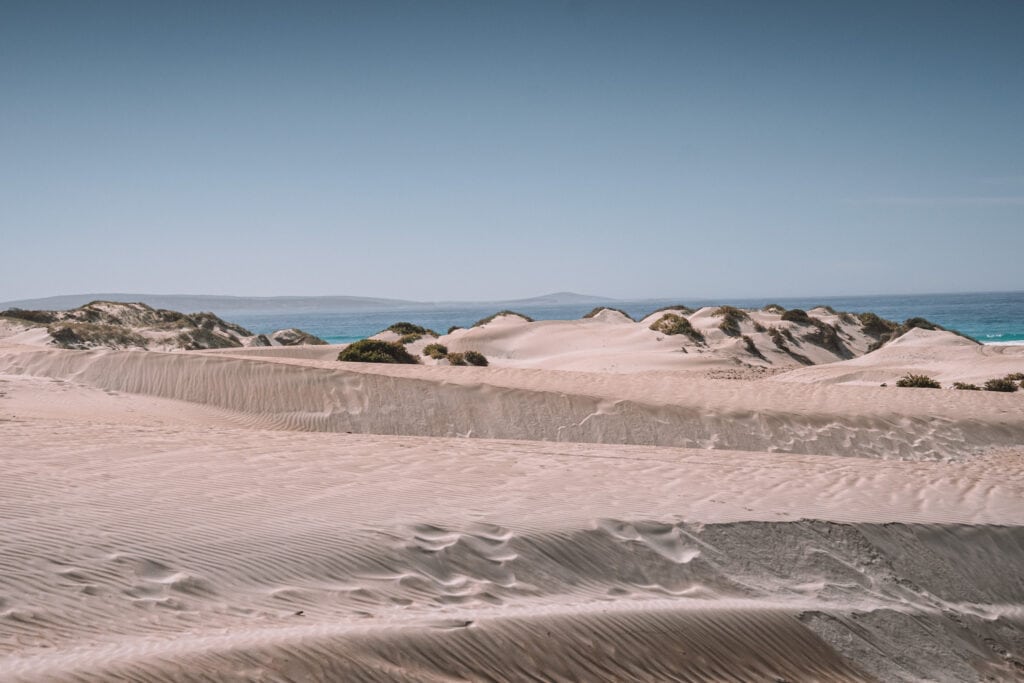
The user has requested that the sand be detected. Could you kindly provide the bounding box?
[1,313,1023,681]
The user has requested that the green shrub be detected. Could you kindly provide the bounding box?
[472,310,534,327]
[953,382,981,391]
[422,343,448,359]
[582,306,634,321]
[462,350,489,366]
[447,326,463,335]
[858,312,899,338]
[338,339,419,364]
[649,313,705,344]
[983,377,1019,393]
[762,304,786,314]
[712,306,749,337]
[386,322,438,337]
[781,309,811,325]
[445,350,488,366]
[1003,372,1024,381]
[398,333,422,344]
[896,373,941,389]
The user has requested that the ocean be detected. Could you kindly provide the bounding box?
[225,291,1024,346]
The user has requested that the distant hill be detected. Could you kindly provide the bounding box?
[0,291,613,315]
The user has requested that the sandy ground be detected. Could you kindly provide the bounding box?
[1,324,1023,681]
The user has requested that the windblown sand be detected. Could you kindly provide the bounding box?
[1,321,1022,681]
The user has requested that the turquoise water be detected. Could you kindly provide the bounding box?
[225,291,1024,345]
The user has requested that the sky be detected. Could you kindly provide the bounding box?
[2,0,1022,302]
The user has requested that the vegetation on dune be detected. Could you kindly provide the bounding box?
[896,373,941,389]
[837,312,858,326]
[398,333,422,345]
[858,312,899,339]
[711,306,750,337]
[447,326,463,335]
[781,308,811,325]
[582,306,634,321]
[649,313,705,344]
[385,322,438,337]
[462,350,489,366]
[472,310,534,327]
[953,382,981,391]
[762,304,786,314]
[802,317,853,358]
[859,312,978,352]
[645,304,694,317]
[420,343,487,366]
[742,334,768,361]
[767,326,813,365]
[48,323,150,350]
[983,377,1019,393]
[1,308,58,324]
[338,339,419,364]
[422,343,449,359]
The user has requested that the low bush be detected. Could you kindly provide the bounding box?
[472,310,534,327]
[712,306,749,337]
[858,312,899,338]
[983,377,1019,393]
[398,333,422,345]
[462,350,489,366]
[447,326,463,335]
[1,308,57,324]
[1003,372,1024,381]
[338,339,419,364]
[386,322,438,337]
[649,313,705,344]
[762,304,786,314]
[446,350,489,366]
[422,343,448,359]
[953,382,981,391]
[781,308,811,325]
[582,306,634,321]
[896,373,941,389]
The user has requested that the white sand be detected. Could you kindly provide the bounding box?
[1,314,1023,681]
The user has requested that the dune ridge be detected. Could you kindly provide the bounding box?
[1,344,1022,459]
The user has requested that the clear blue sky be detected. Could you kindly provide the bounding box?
[2,1,1022,301]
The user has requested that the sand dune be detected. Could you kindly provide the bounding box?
[1,315,1023,681]
[1,343,1022,459]
[775,327,1024,386]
